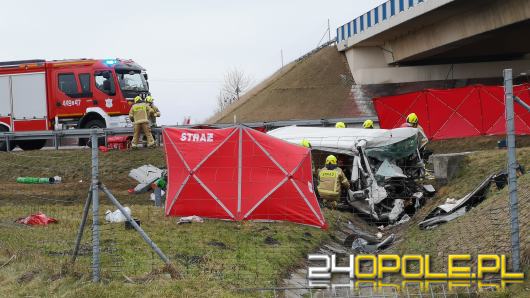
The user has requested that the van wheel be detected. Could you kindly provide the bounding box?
[17,139,47,151]
[0,126,13,152]
[79,119,106,147]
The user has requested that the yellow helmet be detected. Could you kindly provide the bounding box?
[325,155,337,165]
[300,139,312,148]
[363,119,374,129]
[146,95,154,103]
[134,96,142,103]
[335,122,346,129]
[406,113,419,125]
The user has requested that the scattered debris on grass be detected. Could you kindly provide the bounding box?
[105,207,132,223]
[420,164,526,229]
[128,165,164,194]
[419,174,494,229]
[15,212,58,225]
[177,215,204,225]
[349,234,395,253]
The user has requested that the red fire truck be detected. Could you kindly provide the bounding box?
[0,58,150,151]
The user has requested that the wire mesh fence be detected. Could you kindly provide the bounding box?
[518,186,530,267]
[0,131,527,296]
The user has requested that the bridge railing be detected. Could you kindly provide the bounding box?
[336,0,428,45]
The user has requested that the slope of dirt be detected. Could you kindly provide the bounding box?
[211,45,372,123]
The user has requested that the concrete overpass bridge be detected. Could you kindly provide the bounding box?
[336,0,530,85]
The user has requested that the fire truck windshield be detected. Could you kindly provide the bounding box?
[116,71,148,92]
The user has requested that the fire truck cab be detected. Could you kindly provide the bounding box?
[0,58,149,150]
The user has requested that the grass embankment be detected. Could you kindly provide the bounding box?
[0,149,348,297]
[395,147,530,296]
[427,135,530,154]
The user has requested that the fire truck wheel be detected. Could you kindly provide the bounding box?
[80,119,106,147]
[17,139,46,151]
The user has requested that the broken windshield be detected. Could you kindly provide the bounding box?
[116,71,148,92]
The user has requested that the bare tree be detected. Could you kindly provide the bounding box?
[217,69,253,112]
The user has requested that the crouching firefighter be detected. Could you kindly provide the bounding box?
[317,155,350,207]
[129,96,155,148]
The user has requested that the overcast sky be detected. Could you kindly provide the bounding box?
[1,0,383,124]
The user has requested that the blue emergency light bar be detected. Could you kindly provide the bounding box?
[104,59,118,66]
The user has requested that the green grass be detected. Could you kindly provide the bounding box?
[0,148,348,297]
[395,147,530,296]
[1,146,529,296]
[0,202,342,297]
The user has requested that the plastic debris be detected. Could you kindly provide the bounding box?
[105,207,132,223]
[389,199,404,223]
[129,165,165,194]
[420,208,466,229]
[350,234,395,253]
[397,214,411,225]
[177,216,204,225]
[383,214,411,230]
[423,184,436,194]
[16,212,58,225]
[351,238,369,252]
[419,174,494,229]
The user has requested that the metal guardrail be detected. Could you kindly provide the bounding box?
[0,117,378,149]
[336,0,428,44]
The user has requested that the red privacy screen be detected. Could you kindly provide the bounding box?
[373,84,530,140]
[162,126,326,228]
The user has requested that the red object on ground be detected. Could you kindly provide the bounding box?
[98,146,109,153]
[373,84,530,140]
[162,126,326,228]
[107,136,131,150]
[16,212,58,225]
